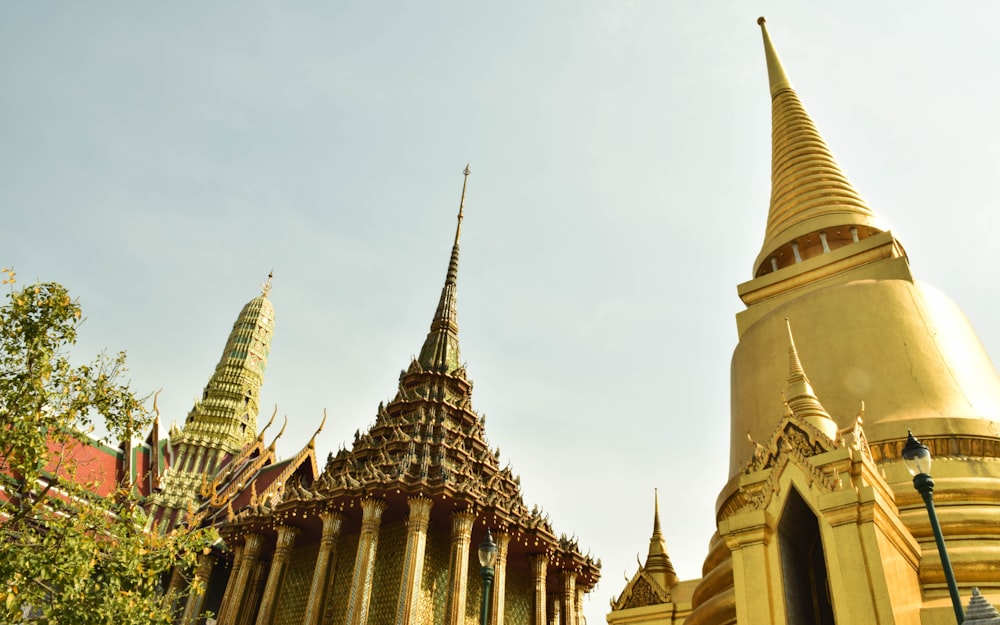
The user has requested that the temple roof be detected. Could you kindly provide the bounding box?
[753,17,887,277]
[221,170,600,587]
[611,490,677,611]
[316,169,532,522]
[644,489,678,588]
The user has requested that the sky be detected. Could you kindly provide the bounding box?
[4,2,1000,623]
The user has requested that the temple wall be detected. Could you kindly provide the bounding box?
[418,524,451,625]
[324,532,360,625]
[366,521,407,623]
[505,567,532,625]
[273,542,319,625]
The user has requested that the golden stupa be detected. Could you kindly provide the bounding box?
[610,18,1000,625]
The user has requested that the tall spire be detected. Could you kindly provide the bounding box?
[149,280,275,530]
[173,275,275,457]
[417,166,470,373]
[783,319,838,441]
[753,18,886,277]
[644,489,678,590]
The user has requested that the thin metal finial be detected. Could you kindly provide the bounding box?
[455,164,470,246]
[653,488,662,535]
[757,15,792,96]
[785,318,805,378]
[261,270,274,297]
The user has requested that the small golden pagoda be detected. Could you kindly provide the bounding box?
[203,169,600,625]
[611,18,1000,625]
[609,491,695,624]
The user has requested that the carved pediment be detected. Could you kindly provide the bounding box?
[612,570,670,611]
[745,416,838,475]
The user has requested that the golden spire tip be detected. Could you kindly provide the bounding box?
[455,166,470,246]
[261,271,274,297]
[758,16,792,96]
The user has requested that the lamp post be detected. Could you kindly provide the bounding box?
[478,529,498,625]
[902,430,964,624]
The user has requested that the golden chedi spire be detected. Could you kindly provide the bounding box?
[783,319,837,441]
[688,19,1000,625]
[418,165,469,373]
[644,489,678,590]
[730,18,1000,473]
[753,17,886,278]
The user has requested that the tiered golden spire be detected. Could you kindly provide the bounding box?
[418,165,470,373]
[644,489,678,590]
[783,318,838,440]
[753,18,885,276]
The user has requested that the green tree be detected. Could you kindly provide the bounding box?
[0,269,216,624]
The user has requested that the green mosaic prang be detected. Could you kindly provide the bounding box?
[149,289,275,529]
[272,542,319,625]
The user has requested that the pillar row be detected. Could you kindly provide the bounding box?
[237,552,268,625]
[254,524,300,625]
[215,543,245,625]
[180,553,216,625]
[396,496,434,625]
[345,498,387,625]
[560,570,577,625]
[490,532,510,625]
[304,510,344,625]
[445,510,477,625]
[530,553,548,625]
[218,533,265,625]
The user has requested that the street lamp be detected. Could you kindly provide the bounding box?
[478,529,498,625]
[902,430,964,624]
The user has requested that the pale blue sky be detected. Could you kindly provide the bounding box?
[4,3,1000,622]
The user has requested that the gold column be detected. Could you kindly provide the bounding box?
[395,496,434,625]
[560,570,577,625]
[167,565,186,598]
[215,543,245,625]
[574,586,584,625]
[529,553,548,625]
[179,553,216,625]
[253,524,300,625]
[345,498,387,625]
[217,532,265,625]
[166,566,187,619]
[303,510,344,625]
[489,532,510,625]
[444,510,477,625]
[237,553,269,625]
